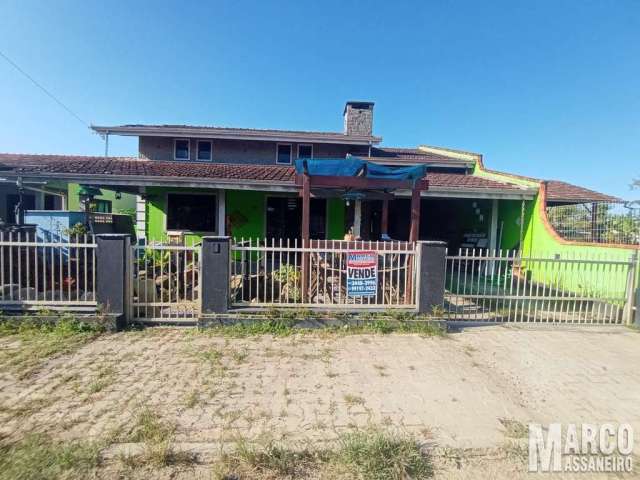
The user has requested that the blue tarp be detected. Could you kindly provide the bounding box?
[294,157,426,182]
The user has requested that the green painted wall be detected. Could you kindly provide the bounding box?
[326,198,346,239]
[477,164,638,307]
[145,188,346,242]
[497,199,535,251]
[517,192,638,303]
[226,190,266,240]
[67,183,136,213]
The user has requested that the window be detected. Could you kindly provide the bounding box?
[166,193,216,232]
[276,143,292,165]
[197,140,212,161]
[92,199,112,213]
[298,144,313,159]
[174,139,190,161]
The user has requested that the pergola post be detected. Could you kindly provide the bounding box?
[381,199,389,237]
[409,184,421,243]
[301,173,310,302]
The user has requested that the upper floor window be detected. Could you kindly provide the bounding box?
[197,140,212,161]
[174,139,190,161]
[173,138,190,160]
[276,143,292,165]
[298,144,313,159]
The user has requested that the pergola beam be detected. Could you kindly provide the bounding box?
[295,175,428,191]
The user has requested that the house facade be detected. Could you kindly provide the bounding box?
[0,100,625,256]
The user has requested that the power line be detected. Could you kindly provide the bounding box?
[0,49,90,129]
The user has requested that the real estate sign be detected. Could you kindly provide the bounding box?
[346,250,378,297]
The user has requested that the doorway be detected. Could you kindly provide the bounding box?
[266,196,327,240]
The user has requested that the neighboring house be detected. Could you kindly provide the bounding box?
[0,101,627,255]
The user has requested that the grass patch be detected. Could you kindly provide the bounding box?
[184,389,201,409]
[343,394,366,407]
[0,316,103,379]
[498,418,529,439]
[335,428,433,479]
[214,428,433,480]
[199,314,446,338]
[0,433,101,480]
[127,406,183,466]
[87,365,117,394]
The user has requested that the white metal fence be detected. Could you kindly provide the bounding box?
[230,238,418,309]
[130,241,201,322]
[0,232,97,311]
[445,249,637,324]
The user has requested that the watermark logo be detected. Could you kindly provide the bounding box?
[528,423,634,473]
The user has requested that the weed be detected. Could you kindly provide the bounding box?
[0,316,103,379]
[498,418,529,439]
[213,428,433,480]
[128,406,177,466]
[87,365,116,394]
[343,394,366,407]
[335,428,433,480]
[184,390,201,409]
[230,348,248,364]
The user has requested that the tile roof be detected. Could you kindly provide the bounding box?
[363,147,473,165]
[0,154,295,183]
[8,153,621,198]
[544,180,621,203]
[482,167,621,203]
[0,153,530,193]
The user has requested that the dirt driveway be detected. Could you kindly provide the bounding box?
[1,324,638,478]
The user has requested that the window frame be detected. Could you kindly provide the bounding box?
[196,140,213,162]
[165,191,218,234]
[173,138,191,161]
[297,144,314,159]
[275,143,293,165]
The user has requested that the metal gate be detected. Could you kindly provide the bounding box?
[129,242,201,322]
[444,249,637,324]
[230,239,418,309]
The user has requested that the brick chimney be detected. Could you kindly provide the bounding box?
[343,101,374,136]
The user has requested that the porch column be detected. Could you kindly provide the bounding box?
[487,198,499,275]
[409,185,421,243]
[489,199,499,252]
[353,200,362,238]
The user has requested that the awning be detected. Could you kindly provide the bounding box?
[294,158,427,182]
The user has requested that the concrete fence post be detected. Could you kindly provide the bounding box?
[417,241,447,315]
[200,236,230,314]
[95,234,131,329]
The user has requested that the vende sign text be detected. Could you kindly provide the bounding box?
[346,250,377,297]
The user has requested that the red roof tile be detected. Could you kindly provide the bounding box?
[363,147,472,165]
[0,153,531,192]
[544,180,620,203]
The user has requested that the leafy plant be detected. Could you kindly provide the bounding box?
[63,222,89,238]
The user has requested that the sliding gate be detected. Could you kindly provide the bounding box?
[444,249,637,324]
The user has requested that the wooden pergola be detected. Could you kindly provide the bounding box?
[294,167,429,244]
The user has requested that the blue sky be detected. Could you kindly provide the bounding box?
[0,0,638,198]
